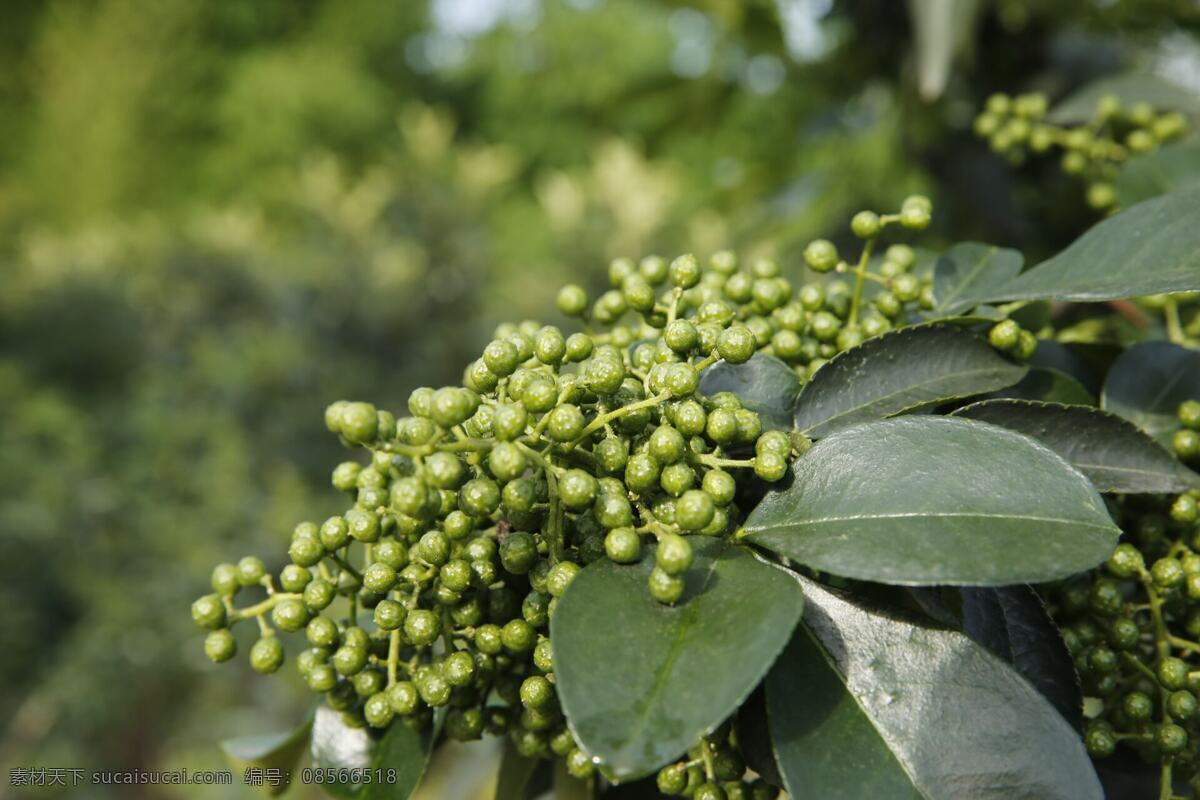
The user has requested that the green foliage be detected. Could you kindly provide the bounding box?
[952,399,1200,493]
[551,540,802,781]
[769,576,1103,800]
[5,1,1200,798]
[792,323,1029,437]
[743,416,1120,585]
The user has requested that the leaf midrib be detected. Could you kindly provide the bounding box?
[747,510,1115,533]
[937,245,1000,312]
[800,363,1018,435]
[614,550,723,768]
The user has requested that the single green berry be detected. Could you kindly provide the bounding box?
[605,527,642,563]
[404,609,441,647]
[1160,657,1190,690]
[656,534,694,575]
[237,556,266,587]
[1175,429,1200,460]
[204,629,237,663]
[803,239,839,273]
[1106,543,1144,579]
[648,566,685,604]
[502,619,536,653]
[191,594,227,630]
[717,326,755,364]
[1159,723,1189,754]
[850,210,881,238]
[1179,400,1200,430]
[988,320,1020,352]
[250,637,285,674]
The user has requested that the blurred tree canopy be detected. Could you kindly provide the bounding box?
[1,1,1197,797]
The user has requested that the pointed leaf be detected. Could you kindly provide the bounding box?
[767,576,1102,800]
[1116,139,1200,206]
[733,686,784,790]
[220,717,313,797]
[551,539,804,782]
[311,706,433,799]
[495,739,542,800]
[961,586,1083,729]
[743,416,1120,585]
[980,187,1200,302]
[990,367,1095,405]
[932,242,1024,317]
[1102,341,1200,447]
[699,353,801,430]
[1048,73,1200,125]
[793,324,1027,438]
[952,399,1199,493]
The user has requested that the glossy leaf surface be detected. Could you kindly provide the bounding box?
[793,324,1026,438]
[744,416,1120,585]
[551,540,803,782]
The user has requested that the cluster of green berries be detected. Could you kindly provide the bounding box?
[974,91,1187,210]
[190,201,959,791]
[1174,401,1200,463]
[986,318,1039,361]
[653,725,778,800]
[1050,402,1200,779]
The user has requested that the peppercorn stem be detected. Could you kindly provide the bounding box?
[1165,298,1185,344]
[229,592,302,622]
[700,739,717,782]
[571,392,670,445]
[697,454,755,469]
[330,553,363,585]
[388,630,401,686]
[848,238,877,327]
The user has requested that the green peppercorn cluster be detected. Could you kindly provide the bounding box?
[1050,402,1200,781]
[974,91,1187,210]
[652,725,777,800]
[191,202,951,792]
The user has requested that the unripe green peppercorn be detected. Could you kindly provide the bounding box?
[191,594,226,630]
[205,629,237,663]
[717,326,755,364]
[250,637,285,674]
[850,210,881,238]
[656,534,694,576]
[649,566,685,604]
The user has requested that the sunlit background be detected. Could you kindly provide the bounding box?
[1,1,1198,797]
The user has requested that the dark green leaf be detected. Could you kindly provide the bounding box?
[743,416,1120,585]
[932,242,1024,317]
[980,187,1200,302]
[990,367,1095,405]
[1116,138,1200,206]
[221,717,313,797]
[767,576,1102,800]
[495,740,542,800]
[1048,73,1200,125]
[793,324,1027,438]
[551,539,804,782]
[311,706,433,800]
[951,399,1199,493]
[961,586,1083,729]
[1029,340,1110,396]
[699,353,801,431]
[733,686,783,789]
[1102,341,1200,446]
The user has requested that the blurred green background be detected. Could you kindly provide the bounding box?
[1,1,1197,797]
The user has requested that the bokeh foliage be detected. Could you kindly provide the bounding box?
[0,0,1196,797]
